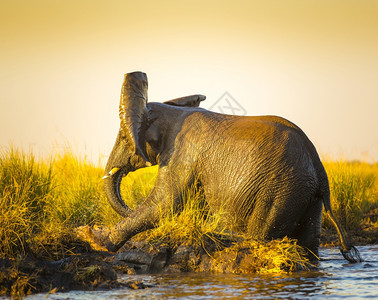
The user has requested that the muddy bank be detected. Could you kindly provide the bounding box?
[0,250,152,297]
[1,225,375,298]
[0,240,196,296]
[0,235,236,297]
[0,233,303,297]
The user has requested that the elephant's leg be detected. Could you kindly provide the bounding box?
[105,166,187,251]
[106,196,163,251]
[247,189,323,261]
[246,189,315,242]
[294,199,323,260]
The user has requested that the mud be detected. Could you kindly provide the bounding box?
[0,232,240,297]
[0,251,153,297]
[1,225,375,297]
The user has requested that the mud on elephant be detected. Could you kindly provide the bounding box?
[99,71,361,263]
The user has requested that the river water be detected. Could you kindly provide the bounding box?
[27,245,377,299]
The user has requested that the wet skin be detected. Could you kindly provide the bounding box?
[101,71,361,264]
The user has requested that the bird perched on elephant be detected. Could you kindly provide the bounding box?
[100,71,361,263]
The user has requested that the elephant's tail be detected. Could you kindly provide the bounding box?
[322,188,362,263]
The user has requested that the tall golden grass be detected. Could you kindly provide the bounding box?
[0,146,376,271]
[0,147,119,258]
[137,179,229,248]
[323,161,377,230]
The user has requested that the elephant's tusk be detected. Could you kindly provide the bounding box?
[102,167,121,179]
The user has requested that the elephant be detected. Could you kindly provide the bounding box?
[100,71,361,264]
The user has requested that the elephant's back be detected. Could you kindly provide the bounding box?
[194,112,319,171]
[197,113,323,228]
[221,115,304,139]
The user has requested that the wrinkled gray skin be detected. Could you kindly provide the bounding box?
[102,71,361,263]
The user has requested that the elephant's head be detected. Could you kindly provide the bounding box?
[103,72,152,217]
[103,71,205,218]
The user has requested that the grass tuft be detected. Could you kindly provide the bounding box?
[0,147,119,259]
[48,151,115,228]
[208,237,312,274]
[0,147,53,257]
[138,180,233,251]
[323,161,377,231]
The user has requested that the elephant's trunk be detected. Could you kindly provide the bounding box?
[103,167,132,218]
[103,72,151,217]
[119,71,149,162]
[103,131,150,218]
[103,147,153,218]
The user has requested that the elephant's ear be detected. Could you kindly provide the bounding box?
[119,71,149,162]
[163,94,206,107]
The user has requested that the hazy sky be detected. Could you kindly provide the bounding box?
[1,0,377,164]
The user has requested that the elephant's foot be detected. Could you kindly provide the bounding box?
[76,225,118,252]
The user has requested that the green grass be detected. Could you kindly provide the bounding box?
[0,146,376,273]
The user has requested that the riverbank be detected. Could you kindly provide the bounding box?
[20,246,377,300]
[0,224,375,298]
[0,229,313,297]
[0,147,376,297]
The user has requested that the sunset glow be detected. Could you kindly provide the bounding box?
[1,0,377,163]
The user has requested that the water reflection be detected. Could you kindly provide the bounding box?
[142,273,328,299]
[25,245,377,299]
